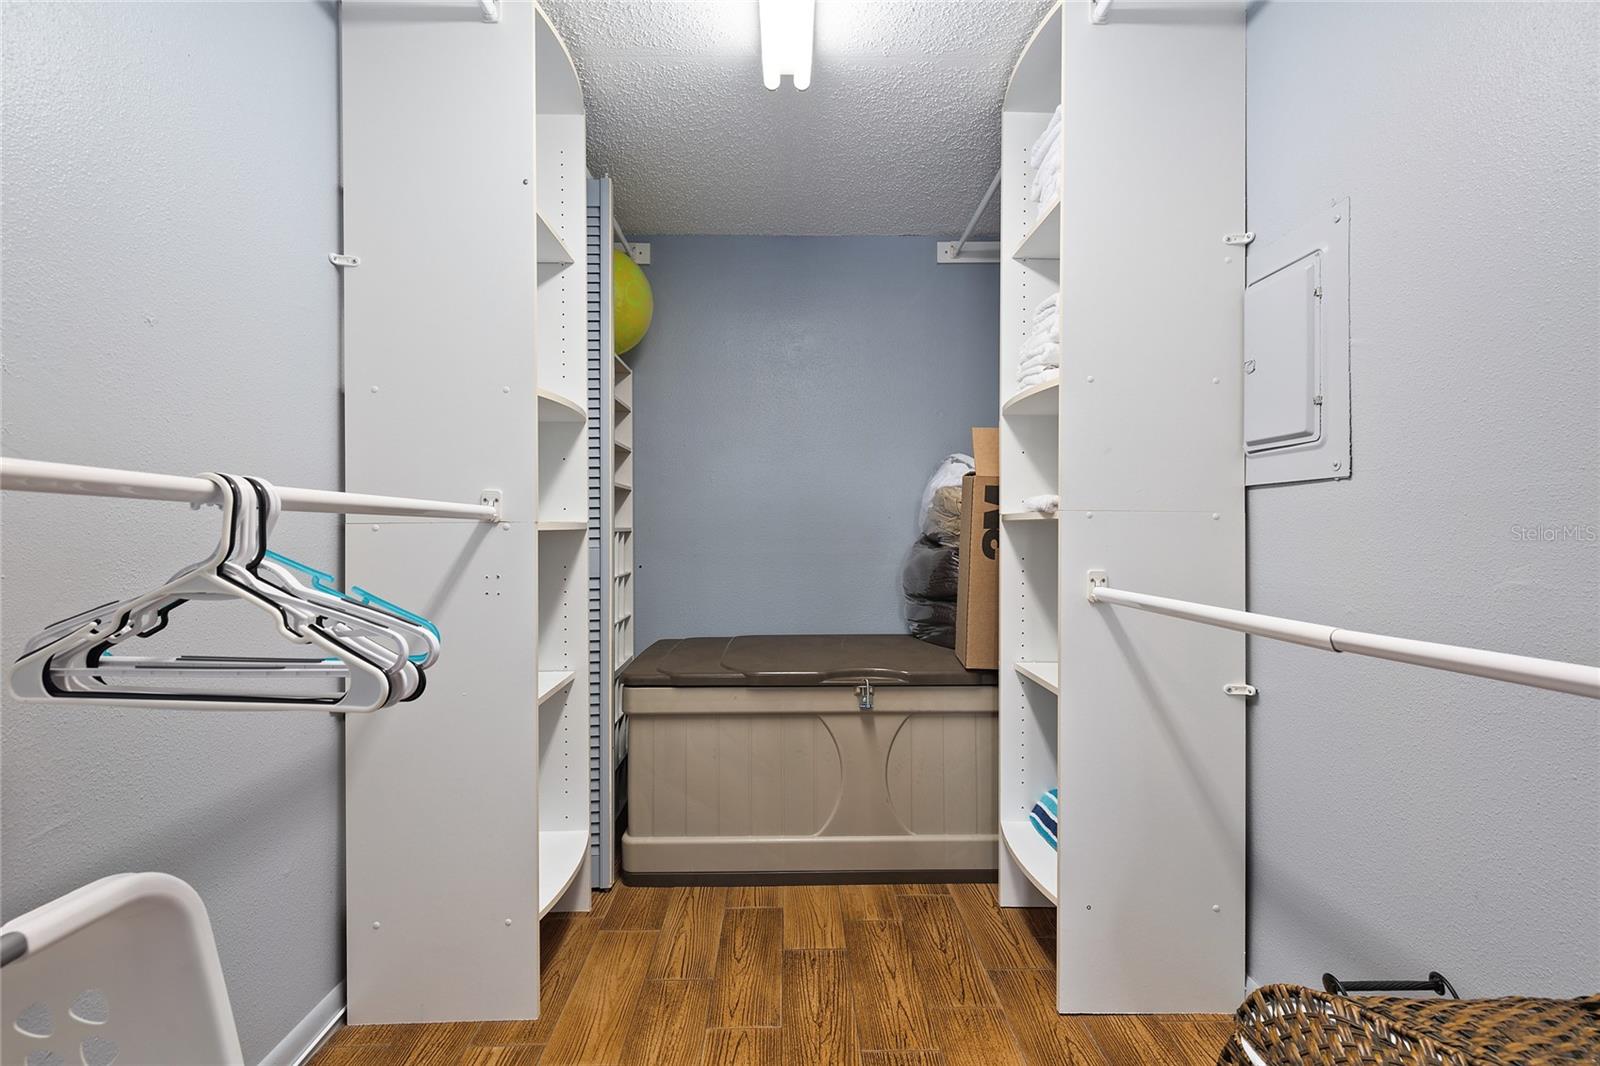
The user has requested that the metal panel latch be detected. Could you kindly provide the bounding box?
[856,681,874,711]
[1224,683,1257,698]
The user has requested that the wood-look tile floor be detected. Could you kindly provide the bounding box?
[311,880,1234,1066]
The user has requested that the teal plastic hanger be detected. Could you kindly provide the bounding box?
[263,551,439,661]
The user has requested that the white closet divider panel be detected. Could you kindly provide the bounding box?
[1056,0,1245,1013]
[340,4,537,522]
[340,0,540,1022]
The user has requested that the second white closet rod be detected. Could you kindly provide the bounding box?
[0,457,499,522]
[1087,577,1600,700]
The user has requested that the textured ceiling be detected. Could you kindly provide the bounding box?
[539,0,1057,236]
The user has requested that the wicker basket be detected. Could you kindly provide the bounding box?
[1219,983,1600,1066]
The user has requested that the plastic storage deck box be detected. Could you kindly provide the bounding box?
[619,635,999,881]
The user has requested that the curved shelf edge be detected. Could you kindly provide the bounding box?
[1002,378,1059,416]
[1004,3,1063,113]
[538,388,587,423]
[1011,196,1061,262]
[538,669,576,704]
[1014,660,1060,695]
[537,828,589,917]
[538,214,574,267]
[1001,818,1058,905]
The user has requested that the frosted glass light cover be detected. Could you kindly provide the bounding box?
[759,0,815,90]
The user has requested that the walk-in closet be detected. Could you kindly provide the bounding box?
[3,3,1596,1066]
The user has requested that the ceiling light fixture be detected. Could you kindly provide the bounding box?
[759,0,815,91]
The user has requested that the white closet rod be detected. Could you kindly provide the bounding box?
[952,167,1002,259]
[0,457,500,522]
[1086,577,1600,700]
[612,219,638,263]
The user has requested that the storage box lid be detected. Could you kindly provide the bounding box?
[619,635,997,687]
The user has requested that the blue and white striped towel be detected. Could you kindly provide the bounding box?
[1029,788,1059,850]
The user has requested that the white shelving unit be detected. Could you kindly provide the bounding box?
[1000,818,1058,905]
[338,0,593,1024]
[994,0,1247,1017]
[584,176,637,891]
[534,4,593,927]
[997,6,1064,950]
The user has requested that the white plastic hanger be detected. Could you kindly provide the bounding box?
[8,473,410,712]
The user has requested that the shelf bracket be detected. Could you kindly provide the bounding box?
[329,253,361,268]
[1086,569,1109,601]
[479,488,503,523]
[1224,232,1255,246]
[1224,683,1257,698]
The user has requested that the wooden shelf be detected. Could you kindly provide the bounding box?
[537,828,588,917]
[538,670,576,704]
[537,520,586,532]
[538,388,586,423]
[1014,660,1059,695]
[1011,195,1060,261]
[537,213,573,266]
[1001,510,1058,522]
[1001,819,1058,904]
[1002,378,1059,416]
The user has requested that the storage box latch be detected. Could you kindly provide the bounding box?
[855,681,873,711]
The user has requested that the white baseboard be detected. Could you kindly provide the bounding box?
[259,982,345,1066]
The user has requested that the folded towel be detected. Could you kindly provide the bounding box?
[1023,342,1058,366]
[1019,357,1060,380]
[1016,366,1060,390]
[1018,336,1060,363]
[1029,788,1060,850]
[1031,166,1061,207]
[1032,292,1060,319]
[1028,105,1063,168]
[1021,494,1060,515]
[1029,127,1061,175]
[1026,318,1060,345]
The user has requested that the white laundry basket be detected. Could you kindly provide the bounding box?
[1,872,243,1066]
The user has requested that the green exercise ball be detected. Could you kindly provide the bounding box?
[614,246,653,355]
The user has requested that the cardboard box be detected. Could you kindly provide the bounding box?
[955,428,1000,669]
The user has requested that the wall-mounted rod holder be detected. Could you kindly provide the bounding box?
[1086,571,1600,700]
[0,457,501,522]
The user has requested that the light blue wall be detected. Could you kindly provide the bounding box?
[1,3,343,1059]
[628,237,998,647]
[1245,1,1599,995]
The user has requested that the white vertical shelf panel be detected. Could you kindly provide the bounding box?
[1056,0,1246,1014]
[340,3,537,523]
[340,0,541,1023]
[344,524,541,1022]
[535,6,590,917]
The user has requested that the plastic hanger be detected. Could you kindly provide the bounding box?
[257,551,440,668]
[90,474,423,705]
[8,474,402,712]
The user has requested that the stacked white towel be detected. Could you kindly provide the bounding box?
[1029,105,1062,207]
[1021,494,1060,515]
[1016,292,1061,389]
